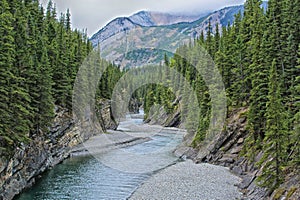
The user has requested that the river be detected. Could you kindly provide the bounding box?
[15,112,185,200]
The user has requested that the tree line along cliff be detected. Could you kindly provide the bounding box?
[140,0,299,192]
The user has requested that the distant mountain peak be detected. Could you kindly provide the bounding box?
[129,11,155,26]
[90,3,255,69]
[128,10,201,27]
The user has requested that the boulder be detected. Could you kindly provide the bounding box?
[237,138,244,145]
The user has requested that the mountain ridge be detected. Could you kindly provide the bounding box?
[90,11,202,44]
[90,2,268,69]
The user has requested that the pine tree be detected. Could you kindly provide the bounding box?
[0,0,33,155]
[33,28,55,134]
[281,0,300,113]
[291,46,300,166]
[264,0,285,80]
[45,0,58,74]
[0,0,17,152]
[214,23,220,53]
[185,90,199,135]
[198,31,205,45]
[247,0,268,142]
[52,14,71,108]
[9,0,34,140]
[205,19,213,57]
[230,11,249,106]
[257,60,288,190]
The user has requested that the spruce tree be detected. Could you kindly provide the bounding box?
[52,14,71,108]
[33,29,55,134]
[291,46,300,166]
[9,0,34,140]
[0,0,16,152]
[205,19,213,57]
[257,60,288,190]
[230,11,249,106]
[214,23,220,54]
[247,0,268,142]
[0,0,32,154]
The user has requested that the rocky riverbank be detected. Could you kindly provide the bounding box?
[145,105,300,199]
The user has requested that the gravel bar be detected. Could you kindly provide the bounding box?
[129,160,243,200]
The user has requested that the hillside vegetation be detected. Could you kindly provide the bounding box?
[140,0,299,194]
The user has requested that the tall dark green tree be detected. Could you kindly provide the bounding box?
[0,0,31,153]
[52,14,71,108]
[205,19,213,57]
[257,60,288,190]
[0,0,16,151]
[247,0,268,143]
[291,46,300,166]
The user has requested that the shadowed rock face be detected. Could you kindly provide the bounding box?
[0,100,117,200]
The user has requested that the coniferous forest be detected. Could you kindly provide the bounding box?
[0,0,122,156]
[141,0,299,191]
[0,0,299,196]
[0,0,91,154]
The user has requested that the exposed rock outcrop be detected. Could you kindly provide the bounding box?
[0,108,80,200]
[96,99,118,130]
[145,97,182,128]
[0,100,117,200]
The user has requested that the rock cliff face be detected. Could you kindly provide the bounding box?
[188,108,300,200]
[0,100,117,200]
[144,97,181,128]
[96,99,119,130]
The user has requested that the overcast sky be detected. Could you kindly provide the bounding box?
[40,0,245,36]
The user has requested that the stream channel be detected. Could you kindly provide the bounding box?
[16,111,186,200]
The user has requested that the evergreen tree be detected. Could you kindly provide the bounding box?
[257,60,288,190]
[0,0,17,152]
[9,0,34,139]
[33,30,55,134]
[291,46,300,166]
[205,19,213,57]
[230,11,249,106]
[214,23,220,53]
[52,14,71,107]
[247,0,268,142]
[0,0,35,154]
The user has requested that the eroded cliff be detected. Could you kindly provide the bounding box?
[0,100,117,200]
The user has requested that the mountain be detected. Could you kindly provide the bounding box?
[90,11,202,44]
[129,11,202,27]
[90,2,267,69]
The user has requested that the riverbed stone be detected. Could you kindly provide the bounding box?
[130,160,242,200]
